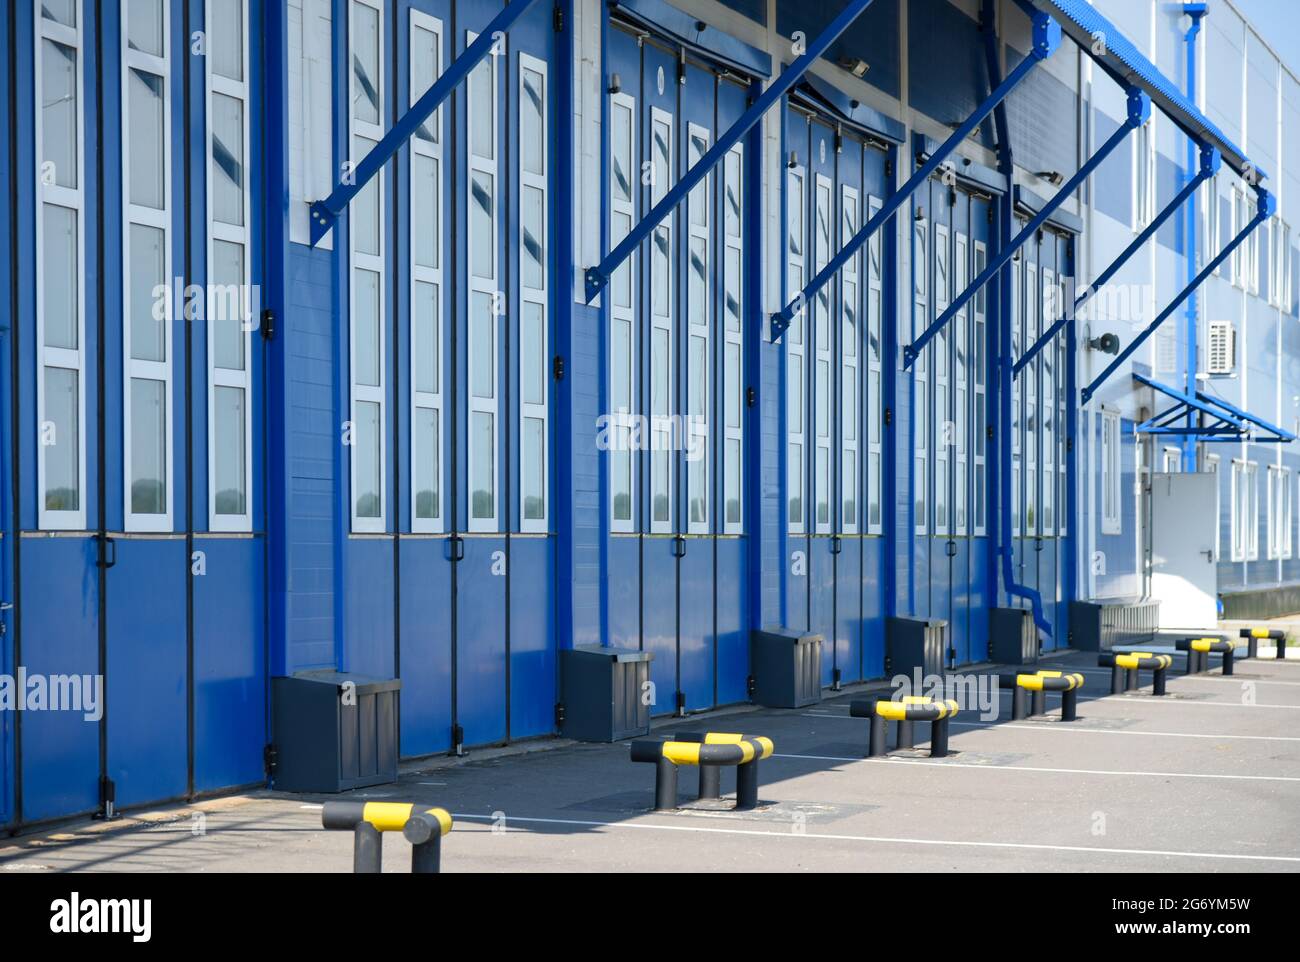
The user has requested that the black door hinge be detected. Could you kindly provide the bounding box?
[831,667,842,691]
[885,158,893,178]
[988,424,995,440]
[260,308,275,340]
[746,386,756,408]
[263,743,278,776]
[452,724,465,757]
[554,703,566,728]
[96,776,118,821]
[746,675,756,698]
[674,690,686,715]
[553,354,565,381]
[884,407,893,427]
[553,4,563,32]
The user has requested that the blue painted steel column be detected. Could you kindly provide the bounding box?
[1083,189,1275,404]
[1182,3,1207,470]
[307,0,543,245]
[583,0,879,303]
[1016,146,1219,378]
[907,88,1150,369]
[771,13,1061,340]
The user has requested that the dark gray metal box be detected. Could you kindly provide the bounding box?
[989,607,1039,665]
[750,628,822,708]
[560,645,653,742]
[885,617,947,678]
[1070,599,1159,651]
[272,671,400,793]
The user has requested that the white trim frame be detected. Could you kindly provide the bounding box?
[972,239,987,537]
[812,173,832,535]
[409,9,445,534]
[839,183,860,535]
[933,221,949,537]
[953,230,968,537]
[1024,258,1038,537]
[608,90,637,533]
[685,122,710,535]
[648,106,674,535]
[35,8,88,531]
[912,214,928,537]
[519,50,549,533]
[466,29,501,533]
[206,0,255,532]
[721,144,744,536]
[123,0,175,533]
[786,163,807,535]
[1100,408,1121,536]
[1041,266,1055,537]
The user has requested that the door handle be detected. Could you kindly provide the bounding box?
[672,535,686,558]
[1202,549,1215,563]
[447,535,465,562]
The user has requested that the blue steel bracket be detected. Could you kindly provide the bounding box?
[1194,387,1296,443]
[307,0,541,246]
[770,13,1063,343]
[584,0,880,304]
[904,86,1149,369]
[1015,144,1221,378]
[1082,187,1275,404]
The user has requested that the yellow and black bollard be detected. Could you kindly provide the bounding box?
[322,801,453,873]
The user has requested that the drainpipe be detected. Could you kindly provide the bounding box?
[1182,3,1207,471]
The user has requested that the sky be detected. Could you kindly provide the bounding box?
[1230,0,1300,78]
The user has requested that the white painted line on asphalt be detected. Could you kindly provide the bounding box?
[772,752,1300,783]
[449,812,1300,865]
[804,710,1300,741]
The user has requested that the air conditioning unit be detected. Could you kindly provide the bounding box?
[1205,321,1236,375]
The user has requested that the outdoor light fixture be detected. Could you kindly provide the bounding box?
[839,56,869,77]
[788,150,798,168]
[608,72,621,93]
[1088,332,1121,355]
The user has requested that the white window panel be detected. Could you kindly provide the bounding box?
[348,0,385,533]
[813,174,832,534]
[649,107,673,534]
[954,232,968,537]
[609,91,636,533]
[410,10,444,533]
[913,214,928,536]
[519,52,548,533]
[840,184,859,534]
[866,195,884,535]
[787,165,806,534]
[722,144,744,535]
[972,240,987,536]
[37,13,87,530]
[1041,267,1055,536]
[686,123,710,534]
[1101,410,1121,535]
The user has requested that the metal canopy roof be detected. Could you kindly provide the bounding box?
[1028,0,1263,183]
[1134,373,1295,443]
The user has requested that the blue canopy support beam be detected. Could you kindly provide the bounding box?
[583,0,880,304]
[1131,372,1294,443]
[307,0,542,246]
[1192,388,1296,443]
[1081,188,1275,404]
[1015,144,1221,378]
[904,87,1149,369]
[769,12,1064,342]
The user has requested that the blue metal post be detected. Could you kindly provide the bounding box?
[1015,145,1219,378]
[307,0,542,245]
[771,13,1062,341]
[1182,3,1207,470]
[906,88,1150,369]
[1082,189,1275,404]
[583,0,879,303]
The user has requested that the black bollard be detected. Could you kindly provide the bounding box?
[868,714,887,757]
[404,813,444,874]
[1279,636,1289,660]
[930,717,950,758]
[353,821,382,874]
[1125,667,1139,691]
[654,755,678,811]
[1222,647,1235,676]
[1061,687,1078,722]
[1031,689,1046,716]
[896,718,915,750]
[698,764,721,800]
[1153,665,1167,696]
[1010,681,1027,720]
[1109,664,1125,695]
[735,760,759,810]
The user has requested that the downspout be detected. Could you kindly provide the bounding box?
[983,0,1052,636]
[1182,4,1206,471]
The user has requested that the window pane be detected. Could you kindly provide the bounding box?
[843,367,857,441]
[127,0,164,57]
[689,237,707,328]
[42,204,78,350]
[353,398,380,519]
[725,343,741,429]
[214,385,247,515]
[523,416,545,521]
[843,459,857,527]
[413,280,438,395]
[414,406,439,520]
[211,239,246,370]
[350,1,377,123]
[471,292,495,399]
[353,268,380,387]
[351,135,379,254]
[652,121,670,205]
[612,102,632,203]
[412,24,439,143]
[469,57,493,159]
[816,446,829,525]
[690,335,706,418]
[130,377,166,514]
[470,171,494,278]
[725,438,741,525]
[725,247,741,333]
[211,93,245,226]
[652,226,669,316]
[725,151,741,238]
[129,223,165,362]
[612,212,632,309]
[523,302,545,405]
[43,0,77,26]
[522,184,544,289]
[689,131,708,228]
[43,366,80,512]
[128,68,165,209]
[471,411,494,519]
[787,359,802,428]
[522,68,544,176]
[42,40,78,190]
[788,442,802,524]
[612,318,631,411]
[412,153,439,269]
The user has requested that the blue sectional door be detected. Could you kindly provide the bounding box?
[604,17,756,715]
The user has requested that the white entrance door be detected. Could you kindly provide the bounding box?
[1151,472,1219,631]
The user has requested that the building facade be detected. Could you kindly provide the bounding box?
[1,0,1296,829]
